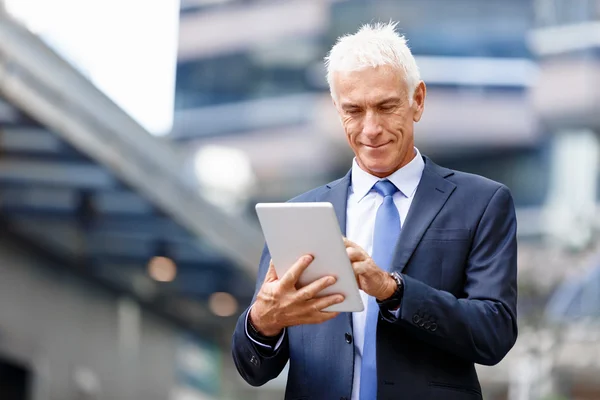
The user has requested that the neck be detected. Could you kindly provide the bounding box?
[363,148,416,178]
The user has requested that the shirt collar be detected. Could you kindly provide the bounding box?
[350,147,425,202]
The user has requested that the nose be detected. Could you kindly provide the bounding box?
[362,110,383,139]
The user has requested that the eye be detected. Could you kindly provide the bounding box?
[379,105,395,112]
[346,108,362,115]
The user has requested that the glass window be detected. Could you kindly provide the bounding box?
[432,144,551,207]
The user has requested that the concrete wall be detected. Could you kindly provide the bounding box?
[0,237,293,400]
[0,240,181,400]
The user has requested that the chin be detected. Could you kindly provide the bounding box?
[361,159,396,176]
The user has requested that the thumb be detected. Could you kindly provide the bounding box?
[343,237,357,248]
[264,259,278,282]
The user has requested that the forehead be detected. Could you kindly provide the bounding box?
[333,65,408,103]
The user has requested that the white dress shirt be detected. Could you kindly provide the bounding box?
[347,148,424,399]
[245,148,425,399]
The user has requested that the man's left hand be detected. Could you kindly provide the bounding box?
[344,238,396,301]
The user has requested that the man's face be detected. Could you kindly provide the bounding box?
[332,65,426,178]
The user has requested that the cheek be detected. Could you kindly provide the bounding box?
[387,112,409,135]
[342,118,360,139]
[341,115,352,128]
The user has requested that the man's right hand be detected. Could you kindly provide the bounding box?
[249,255,344,337]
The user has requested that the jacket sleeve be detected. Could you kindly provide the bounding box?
[382,185,518,366]
[231,246,290,386]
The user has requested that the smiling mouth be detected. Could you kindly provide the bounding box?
[364,142,391,149]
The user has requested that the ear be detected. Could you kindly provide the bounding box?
[412,81,426,122]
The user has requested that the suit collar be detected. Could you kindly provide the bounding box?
[325,168,352,189]
[422,155,455,179]
[321,155,455,235]
[350,147,425,202]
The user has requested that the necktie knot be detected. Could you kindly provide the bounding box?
[373,179,398,198]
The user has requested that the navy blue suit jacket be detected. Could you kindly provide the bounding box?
[232,156,518,400]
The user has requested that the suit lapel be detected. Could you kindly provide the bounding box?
[317,170,352,330]
[313,159,456,322]
[392,157,457,274]
[318,170,351,236]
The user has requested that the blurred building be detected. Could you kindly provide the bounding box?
[0,0,599,399]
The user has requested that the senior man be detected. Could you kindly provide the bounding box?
[232,22,518,400]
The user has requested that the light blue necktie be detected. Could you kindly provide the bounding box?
[359,179,401,400]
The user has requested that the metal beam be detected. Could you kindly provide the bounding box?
[0,214,232,341]
[91,259,253,301]
[0,13,263,275]
[6,215,227,263]
[85,234,214,262]
[0,157,116,188]
[93,191,154,214]
[0,127,61,153]
[0,97,27,125]
[85,236,225,264]
[0,127,87,160]
[6,214,191,242]
[0,186,155,215]
[0,186,78,211]
[6,215,254,302]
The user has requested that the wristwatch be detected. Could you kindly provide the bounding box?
[376,271,404,310]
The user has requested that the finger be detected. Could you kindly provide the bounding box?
[296,275,337,301]
[308,293,345,312]
[307,311,341,325]
[344,238,368,260]
[280,254,314,288]
[356,274,363,290]
[343,237,359,248]
[346,247,365,262]
[351,260,370,276]
[264,260,278,282]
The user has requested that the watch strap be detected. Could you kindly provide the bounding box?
[377,272,404,310]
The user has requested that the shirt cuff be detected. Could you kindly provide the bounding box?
[245,306,286,351]
[379,301,402,322]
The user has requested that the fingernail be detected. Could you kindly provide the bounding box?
[328,277,336,285]
[336,296,344,303]
[305,255,313,262]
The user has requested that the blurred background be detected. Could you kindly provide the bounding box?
[0,0,598,399]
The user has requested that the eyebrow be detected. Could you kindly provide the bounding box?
[340,102,360,110]
[375,97,402,106]
[340,97,402,109]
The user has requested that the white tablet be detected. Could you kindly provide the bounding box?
[255,202,364,312]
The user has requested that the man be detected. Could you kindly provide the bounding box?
[232,22,518,400]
